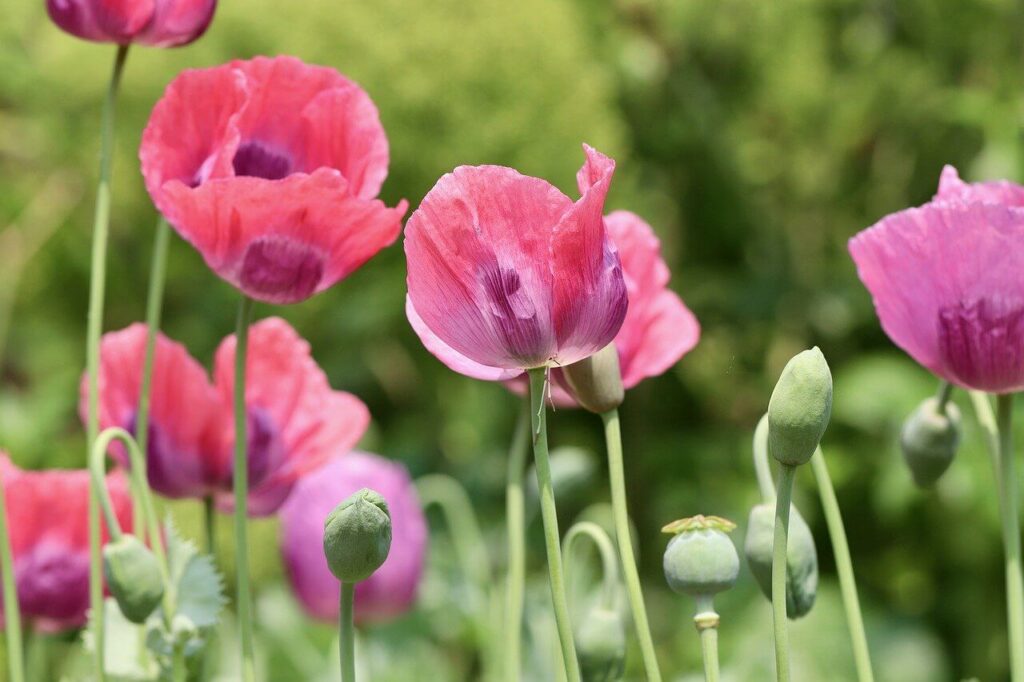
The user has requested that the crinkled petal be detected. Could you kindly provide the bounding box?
[935,165,1024,208]
[405,164,571,372]
[850,200,1024,392]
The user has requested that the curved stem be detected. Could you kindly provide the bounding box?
[415,474,492,601]
[753,414,775,503]
[601,408,663,682]
[133,217,171,546]
[970,391,1024,681]
[504,398,530,682]
[771,464,796,682]
[0,467,24,682]
[232,296,257,682]
[339,583,356,682]
[528,368,581,682]
[936,381,954,413]
[85,44,130,681]
[694,595,720,682]
[810,449,874,682]
[562,521,619,609]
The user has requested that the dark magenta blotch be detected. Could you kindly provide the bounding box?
[240,407,285,489]
[480,264,544,364]
[938,297,1024,391]
[15,544,90,622]
[239,236,326,303]
[232,141,293,181]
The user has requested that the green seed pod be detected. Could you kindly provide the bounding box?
[323,487,393,583]
[576,606,626,682]
[744,503,818,619]
[900,397,962,487]
[768,347,833,466]
[102,534,164,624]
[562,344,624,414]
[662,515,739,597]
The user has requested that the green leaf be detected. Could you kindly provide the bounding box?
[165,517,226,630]
[81,597,159,681]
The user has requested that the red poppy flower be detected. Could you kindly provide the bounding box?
[46,0,216,47]
[140,56,406,304]
[0,453,132,632]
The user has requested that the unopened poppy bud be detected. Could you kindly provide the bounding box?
[576,606,626,682]
[563,345,625,414]
[900,397,962,487]
[102,534,164,624]
[768,347,833,466]
[323,488,393,583]
[662,515,739,597]
[744,503,818,619]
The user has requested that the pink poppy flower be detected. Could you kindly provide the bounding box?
[405,145,628,380]
[46,0,216,47]
[213,317,371,515]
[0,453,132,632]
[83,324,228,499]
[280,451,426,624]
[506,210,700,405]
[140,56,407,304]
[850,166,1024,393]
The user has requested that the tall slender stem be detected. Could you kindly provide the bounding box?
[527,368,581,682]
[601,408,663,682]
[936,381,953,413]
[752,414,776,503]
[0,467,24,682]
[505,399,530,682]
[85,45,130,681]
[694,595,720,682]
[339,583,356,682]
[998,394,1024,680]
[810,449,874,682]
[970,391,1024,681]
[771,464,796,682]
[203,496,216,556]
[232,296,256,682]
[133,217,171,546]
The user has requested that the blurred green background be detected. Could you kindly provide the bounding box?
[2,0,1023,679]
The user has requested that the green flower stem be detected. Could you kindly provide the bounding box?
[752,414,775,502]
[339,582,356,682]
[771,463,796,682]
[85,44,130,682]
[232,296,257,682]
[936,381,953,413]
[809,448,874,682]
[970,391,1024,680]
[693,595,720,682]
[528,368,581,682]
[0,464,24,682]
[415,474,492,604]
[204,496,216,555]
[601,408,663,682]
[562,521,619,609]
[133,217,172,546]
[504,398,530,682]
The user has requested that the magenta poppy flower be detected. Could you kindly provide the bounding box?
[280,451,426,624]
[850,166,1024,393]
[213,317,371,515]
[46,0,216,47]
[0,453,132,632]
[405,145,628,380]
[139,56,407,304]
[83,323,228,500]
[506,210,700,405]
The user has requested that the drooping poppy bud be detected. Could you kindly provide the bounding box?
[768,347,833,466]
[323,488,392,583]
[743,503,818,619]
[662,515,739,598]
[563,345,625,414]
[103,534,164,624]
[576,606,626,682]
[900,397,962,487]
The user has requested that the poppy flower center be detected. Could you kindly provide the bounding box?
[937,297,1024,390]
[481,265,545,365]
[232,141,293,181]
[239,236,326,303]
[16,542,90,622]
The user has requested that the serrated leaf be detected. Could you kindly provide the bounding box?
[81,597,159,681]
[164,517,226,630]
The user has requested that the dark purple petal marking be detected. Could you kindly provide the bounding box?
[239,236,325,303]
[938,297,1024,391]
[15,543,90,622]
[243,407,285,489]
[480,264,545,365]
[232,141,293,181]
